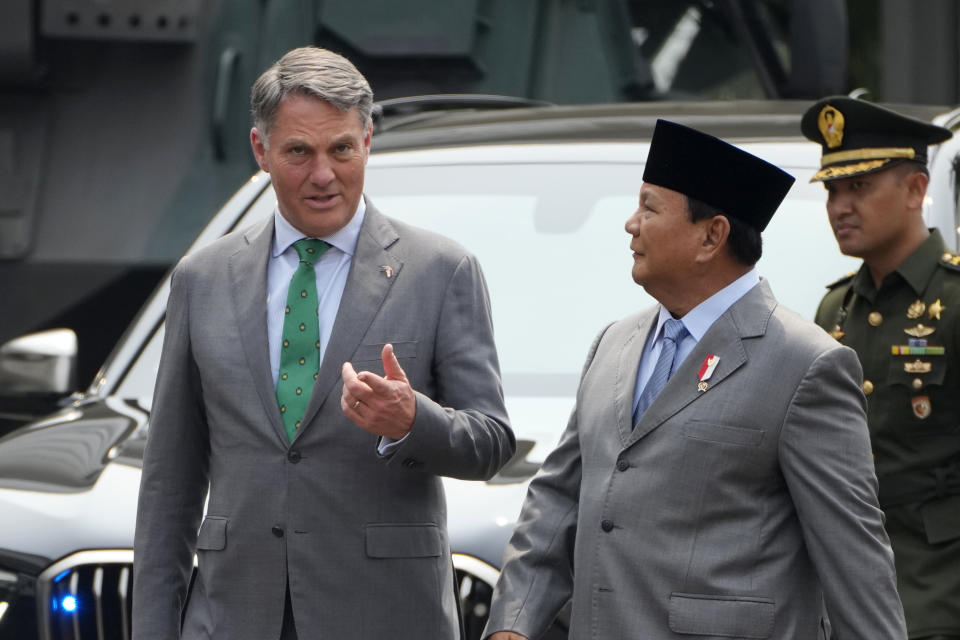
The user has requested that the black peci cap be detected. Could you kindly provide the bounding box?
[801,96,952,182]
[642,119,795,232]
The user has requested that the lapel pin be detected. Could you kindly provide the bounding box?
[697,354,719,392]
[379,265,393,278]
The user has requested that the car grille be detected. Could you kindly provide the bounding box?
[36,550,133,640]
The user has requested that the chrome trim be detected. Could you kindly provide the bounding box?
[92,566,104,640]
[68,571,79,640]
[451,552,500,587]
[118,566,130,640]
[36,550,134,640]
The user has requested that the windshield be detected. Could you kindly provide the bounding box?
[114,142,858,447]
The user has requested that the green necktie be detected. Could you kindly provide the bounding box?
[276,238,330,441]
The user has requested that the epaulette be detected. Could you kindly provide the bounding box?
[939,251,960,272]
[825,271,855,289]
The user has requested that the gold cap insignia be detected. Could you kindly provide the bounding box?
[818,104,845,148]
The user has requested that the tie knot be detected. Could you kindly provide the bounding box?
[662,318,687,344]
[293,238,330,265]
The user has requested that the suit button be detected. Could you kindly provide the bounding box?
[287,450,301,463]
[616,459,629,472]
[272,525,284,538]
[601,519,614,532]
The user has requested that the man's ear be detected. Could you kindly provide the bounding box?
[904,169,929,211]
[697,215,731,263]
[250,127,269,172]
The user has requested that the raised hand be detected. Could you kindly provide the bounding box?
[341,343,416,439]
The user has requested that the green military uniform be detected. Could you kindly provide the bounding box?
[816,230,960,639]
[803,95,959,640]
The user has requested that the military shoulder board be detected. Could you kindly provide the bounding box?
[939,251,960,272]
[825,271,856,289]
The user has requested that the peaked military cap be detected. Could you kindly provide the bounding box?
[801,96,952,182]
[642,119,795,232]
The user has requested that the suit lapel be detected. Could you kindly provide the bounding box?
[626,280,776,447]
[616,308,657,447]
[229,217,290,444]
[298,201,402,432]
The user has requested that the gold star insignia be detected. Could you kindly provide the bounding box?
[928,298,945,320]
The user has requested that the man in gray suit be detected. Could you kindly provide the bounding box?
[484,120,906,639]
[133,46,515,640]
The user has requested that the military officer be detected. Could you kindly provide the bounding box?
[803,96,960,640]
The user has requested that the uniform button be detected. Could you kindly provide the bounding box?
[862,380,874,395]
[868,311,883,326]
[616,459,629,472]
[601,519,614,532]
[272,525,285,538]
[912,378,923,390]
[287,450,301,463]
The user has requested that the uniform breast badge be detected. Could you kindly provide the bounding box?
[911,395,932,420]
[904,359,932,374]
[904,323,936,338]
[697,354,719,392]
[907,299,926,319]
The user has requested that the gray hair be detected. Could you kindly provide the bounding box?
[251,46,373,144]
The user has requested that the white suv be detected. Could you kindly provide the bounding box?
[0,99,957,640]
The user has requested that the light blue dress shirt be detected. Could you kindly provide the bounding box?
[267,199,365,385]
[632,268,761,416]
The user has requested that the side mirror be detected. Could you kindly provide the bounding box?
[0,328,78,395]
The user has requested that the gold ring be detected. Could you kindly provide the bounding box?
[353,400,361,410]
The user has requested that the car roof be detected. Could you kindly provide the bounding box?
[371,99,951,152]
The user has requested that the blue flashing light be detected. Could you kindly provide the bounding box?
[53,570,69,583]
[61,595,78,613]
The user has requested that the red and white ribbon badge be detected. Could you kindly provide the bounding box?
[697,354,719,392]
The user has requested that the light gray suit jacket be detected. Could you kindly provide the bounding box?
[484,280,906,639]
[133,200,515,640]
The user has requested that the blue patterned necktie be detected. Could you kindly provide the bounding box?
[276,238,330,441]
[633,318,688,428]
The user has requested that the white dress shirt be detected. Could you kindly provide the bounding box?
[266,200,366,385]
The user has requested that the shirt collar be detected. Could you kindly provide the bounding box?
[851,228,946,298]
[654,268,760,342]
[272,197,366,259]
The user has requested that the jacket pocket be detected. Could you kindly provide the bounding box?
[681,421,765,447]
[364,523,442,558]
[196,516,227,551]
[668,592,775,638]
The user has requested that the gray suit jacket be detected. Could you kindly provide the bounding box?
[484,281,906,639]
[133,200,515,640]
